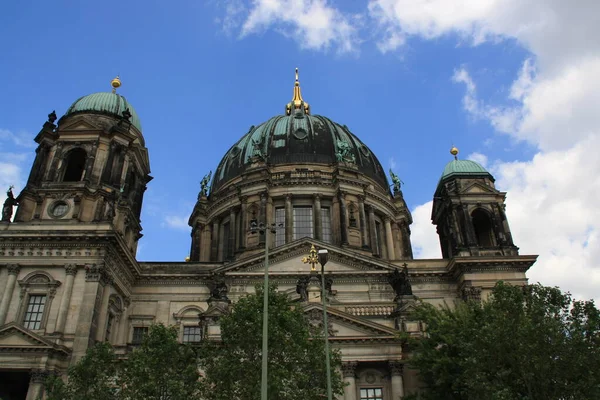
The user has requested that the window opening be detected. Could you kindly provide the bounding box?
[360,388,383,400]
[183,326,202,343]
[472,209,494,247]
[132,327,148,344]
[63,148,87,182]
[275,208,285,246]
[23,295,46,330]
[293,206,314,240]
[321,208,332,243]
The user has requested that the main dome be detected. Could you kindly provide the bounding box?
[64,92,142,131]
[211,112,389,192]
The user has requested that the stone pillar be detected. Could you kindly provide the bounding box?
[72,264,109,362]
[118,298,131,345]
[358,196,368,248]
[285,193,293,243]
[239,197,248,249]
[211,218,220,262]
[201,225,212,261]
[389,361,405,399]
[385,217,396,260]
[338,192,349,245]
[26,369,48,400]
[393,223,403,259]
[54,264,78,334]
[229,207,237,255]
[0,264,20,325]
[313,194,322,241]
[342,361,358,400]
[368,206,378,256]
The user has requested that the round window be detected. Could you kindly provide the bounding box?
[49,201,69,218]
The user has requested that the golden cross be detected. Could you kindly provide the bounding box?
[302,244,319,271]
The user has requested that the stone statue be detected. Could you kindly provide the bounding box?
[388,264,412,300]
[335,139,356,164]
[389,169,403,192]
[200,171,212,197]
[2,186,18,222]
[209,273,229,301]
[252,138,265,160]
[296,276,310,302]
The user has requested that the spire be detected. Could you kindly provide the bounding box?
[111,76,121,93]
[286,68,310,115]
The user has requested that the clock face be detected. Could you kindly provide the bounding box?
[50,202,69,218]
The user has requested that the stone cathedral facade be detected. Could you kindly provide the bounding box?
[0,74,537,400]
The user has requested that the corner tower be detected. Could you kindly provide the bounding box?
[14,77,152,253]
[431,147,518,258]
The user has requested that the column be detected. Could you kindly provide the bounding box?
[54,264,78,334]
[393,223,403,259]
[385,217,396,260]
[211,218,220,261]
[389,361,405,399]
[358,196,368,248]
[313,194,322,240]
[229,207,237,255]
[239,197,247,249]
[201,225,212,261]
[0,264,20,325]
[285,193,293,243]
[368,206,378,255]
[118,298,131,345]
[26,369,48,400]
[342,361,358,400]
[338,192,349,245]
[72,264,109,362]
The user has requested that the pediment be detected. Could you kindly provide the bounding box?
[303,304,398,338]
[461,182,496,195]
[59,117,101,131]
[219,239,396,275]
[0,323,69,355]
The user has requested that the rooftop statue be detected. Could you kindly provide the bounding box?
[389,169,403,193]
[200,171,212,197]
[335,139,356,164]
[2,186,18,223]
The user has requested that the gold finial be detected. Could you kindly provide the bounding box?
[302,244,319,271]
[185,256,190,262]
[450,146,459,160]
[111,76,121,93]
[286,67,310,115]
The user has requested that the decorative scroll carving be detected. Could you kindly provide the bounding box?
[64,264,78,276]
[7,263,21,275]
[389,361,404,376]
[85,263,111,285]
[30,369,49,384]
[461,286,482,302]
[342,361,358,378]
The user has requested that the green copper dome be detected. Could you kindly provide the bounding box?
[64,92,142,131]
[440,159,491,181]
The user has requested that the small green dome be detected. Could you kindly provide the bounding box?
[64,92,142,131]
[440,159,491,181]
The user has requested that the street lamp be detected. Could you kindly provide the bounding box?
[302,245,333,400]
[249,218,281,400]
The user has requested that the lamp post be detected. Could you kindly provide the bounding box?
[249,218,280,400]
[302,245,333,400]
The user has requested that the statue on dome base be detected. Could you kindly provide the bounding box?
[200,171,212,197]
[2,186,18,223]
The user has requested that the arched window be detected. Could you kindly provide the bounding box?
[471,208,494,247]
[63,148,87,182]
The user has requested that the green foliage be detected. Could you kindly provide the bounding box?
[46,324,201,400]
[45,342,118,400]
[199,284,345,400]
[119,323,202,399]
[409,282,600,400]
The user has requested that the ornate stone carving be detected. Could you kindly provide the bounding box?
[30,369,49,383]
[64,264,78,276]
[388,264,412,300]
[208,272,229,302]
[461,286,482,302]
[85,263,111,285]
[7,263,21,275]
[342,361,358,378]
[389,361,404,376]
[335,139,356,164]
[296,276,310,302]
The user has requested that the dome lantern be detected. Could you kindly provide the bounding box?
[285,68,310,116]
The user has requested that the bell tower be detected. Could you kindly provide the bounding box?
[431,147,518,258]
[14,77,152,254]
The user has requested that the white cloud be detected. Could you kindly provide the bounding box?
[377,0,600,300]
[163,215,191,231]
[410,201,441,259]
[388,156,397,171]
[466,152,488,168]
[219,0,361,53]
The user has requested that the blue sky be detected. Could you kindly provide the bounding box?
[1,0,599,300]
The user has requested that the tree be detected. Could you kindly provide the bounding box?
[45,342,118,400]
[118,323,202,399]
[408,282,600,400]
[199,284,345,400]
[45,324,201,400]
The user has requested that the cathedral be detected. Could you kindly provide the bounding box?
[0,71,537,400]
